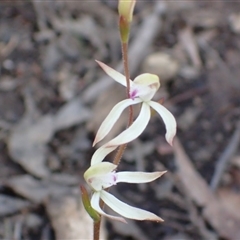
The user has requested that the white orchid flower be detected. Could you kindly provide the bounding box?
[84,161,166,223]
[93,60,177,149]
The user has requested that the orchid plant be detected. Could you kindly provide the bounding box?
[81,1,177,240]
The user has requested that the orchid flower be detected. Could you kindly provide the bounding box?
[84,161,165,223]
[93,61,177,150]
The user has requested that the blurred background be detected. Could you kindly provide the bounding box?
[0,0,240,239]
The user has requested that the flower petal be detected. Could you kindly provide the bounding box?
[148,101,177,146]
[91,191,127,223]
[84,162,118,191]
[96,60,133,87]
[106,102,151,147]
[93,98,142,146]
[116,171,166,184]
[84,162,117,180]
[100,190,163,222]
[130,74,159,101]
[134,73,160,89]
[91,144,118,165]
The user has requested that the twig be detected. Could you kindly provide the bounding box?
[210,122,240,191]
[173,137,240,239]
[169,85,207,105]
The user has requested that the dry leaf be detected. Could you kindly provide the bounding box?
[173,138,240,239]
[46,192,106,240]
[54,98,91,131]
[7,175,78,204]
[8,114,54,178]
[0,195,30,216]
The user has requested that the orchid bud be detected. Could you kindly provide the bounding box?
[118,0,136,23]
[118,0,136,43]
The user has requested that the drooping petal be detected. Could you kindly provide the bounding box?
[148,101,177,146]
[116,171,166,184]
[91,191,127,223]
[84,162,117,191]
[91,144,118,165]
[96,60,133,87]
[93,98,142,146]
[106,102,151,147]
[100,190,163,222]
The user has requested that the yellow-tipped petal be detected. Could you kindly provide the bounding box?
[130,74,160,101]
[84,162,118,191]
[84,162,117,181]
[133,73,160,90]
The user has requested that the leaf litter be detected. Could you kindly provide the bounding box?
[1,1,240,240]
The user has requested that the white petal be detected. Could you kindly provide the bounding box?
[133,73,160,90]
[93,98,142,146]
[84,162,118,191]
[116,171,166,184]
[84,162,117,180]
[91,145,118,165]
[148,101,177,146]
[132,73,160,101]
[96,60,133,87]
[100,190,163,222]
[91,192,127,223]
[106,102,151,147]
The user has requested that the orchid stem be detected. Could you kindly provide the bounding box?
[93,21,133,240]
[113,42,133,165]
[93,221,101,240]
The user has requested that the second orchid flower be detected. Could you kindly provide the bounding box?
[93,61,177,148]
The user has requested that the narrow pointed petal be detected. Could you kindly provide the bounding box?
[93,98,142,146]
[116,171,166,184]
[91,192,127,223]
[100,190,163,222]
[91,145,118,165]
[148,101,177,146]
[96,60,133,87]
[106,102,151,147]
